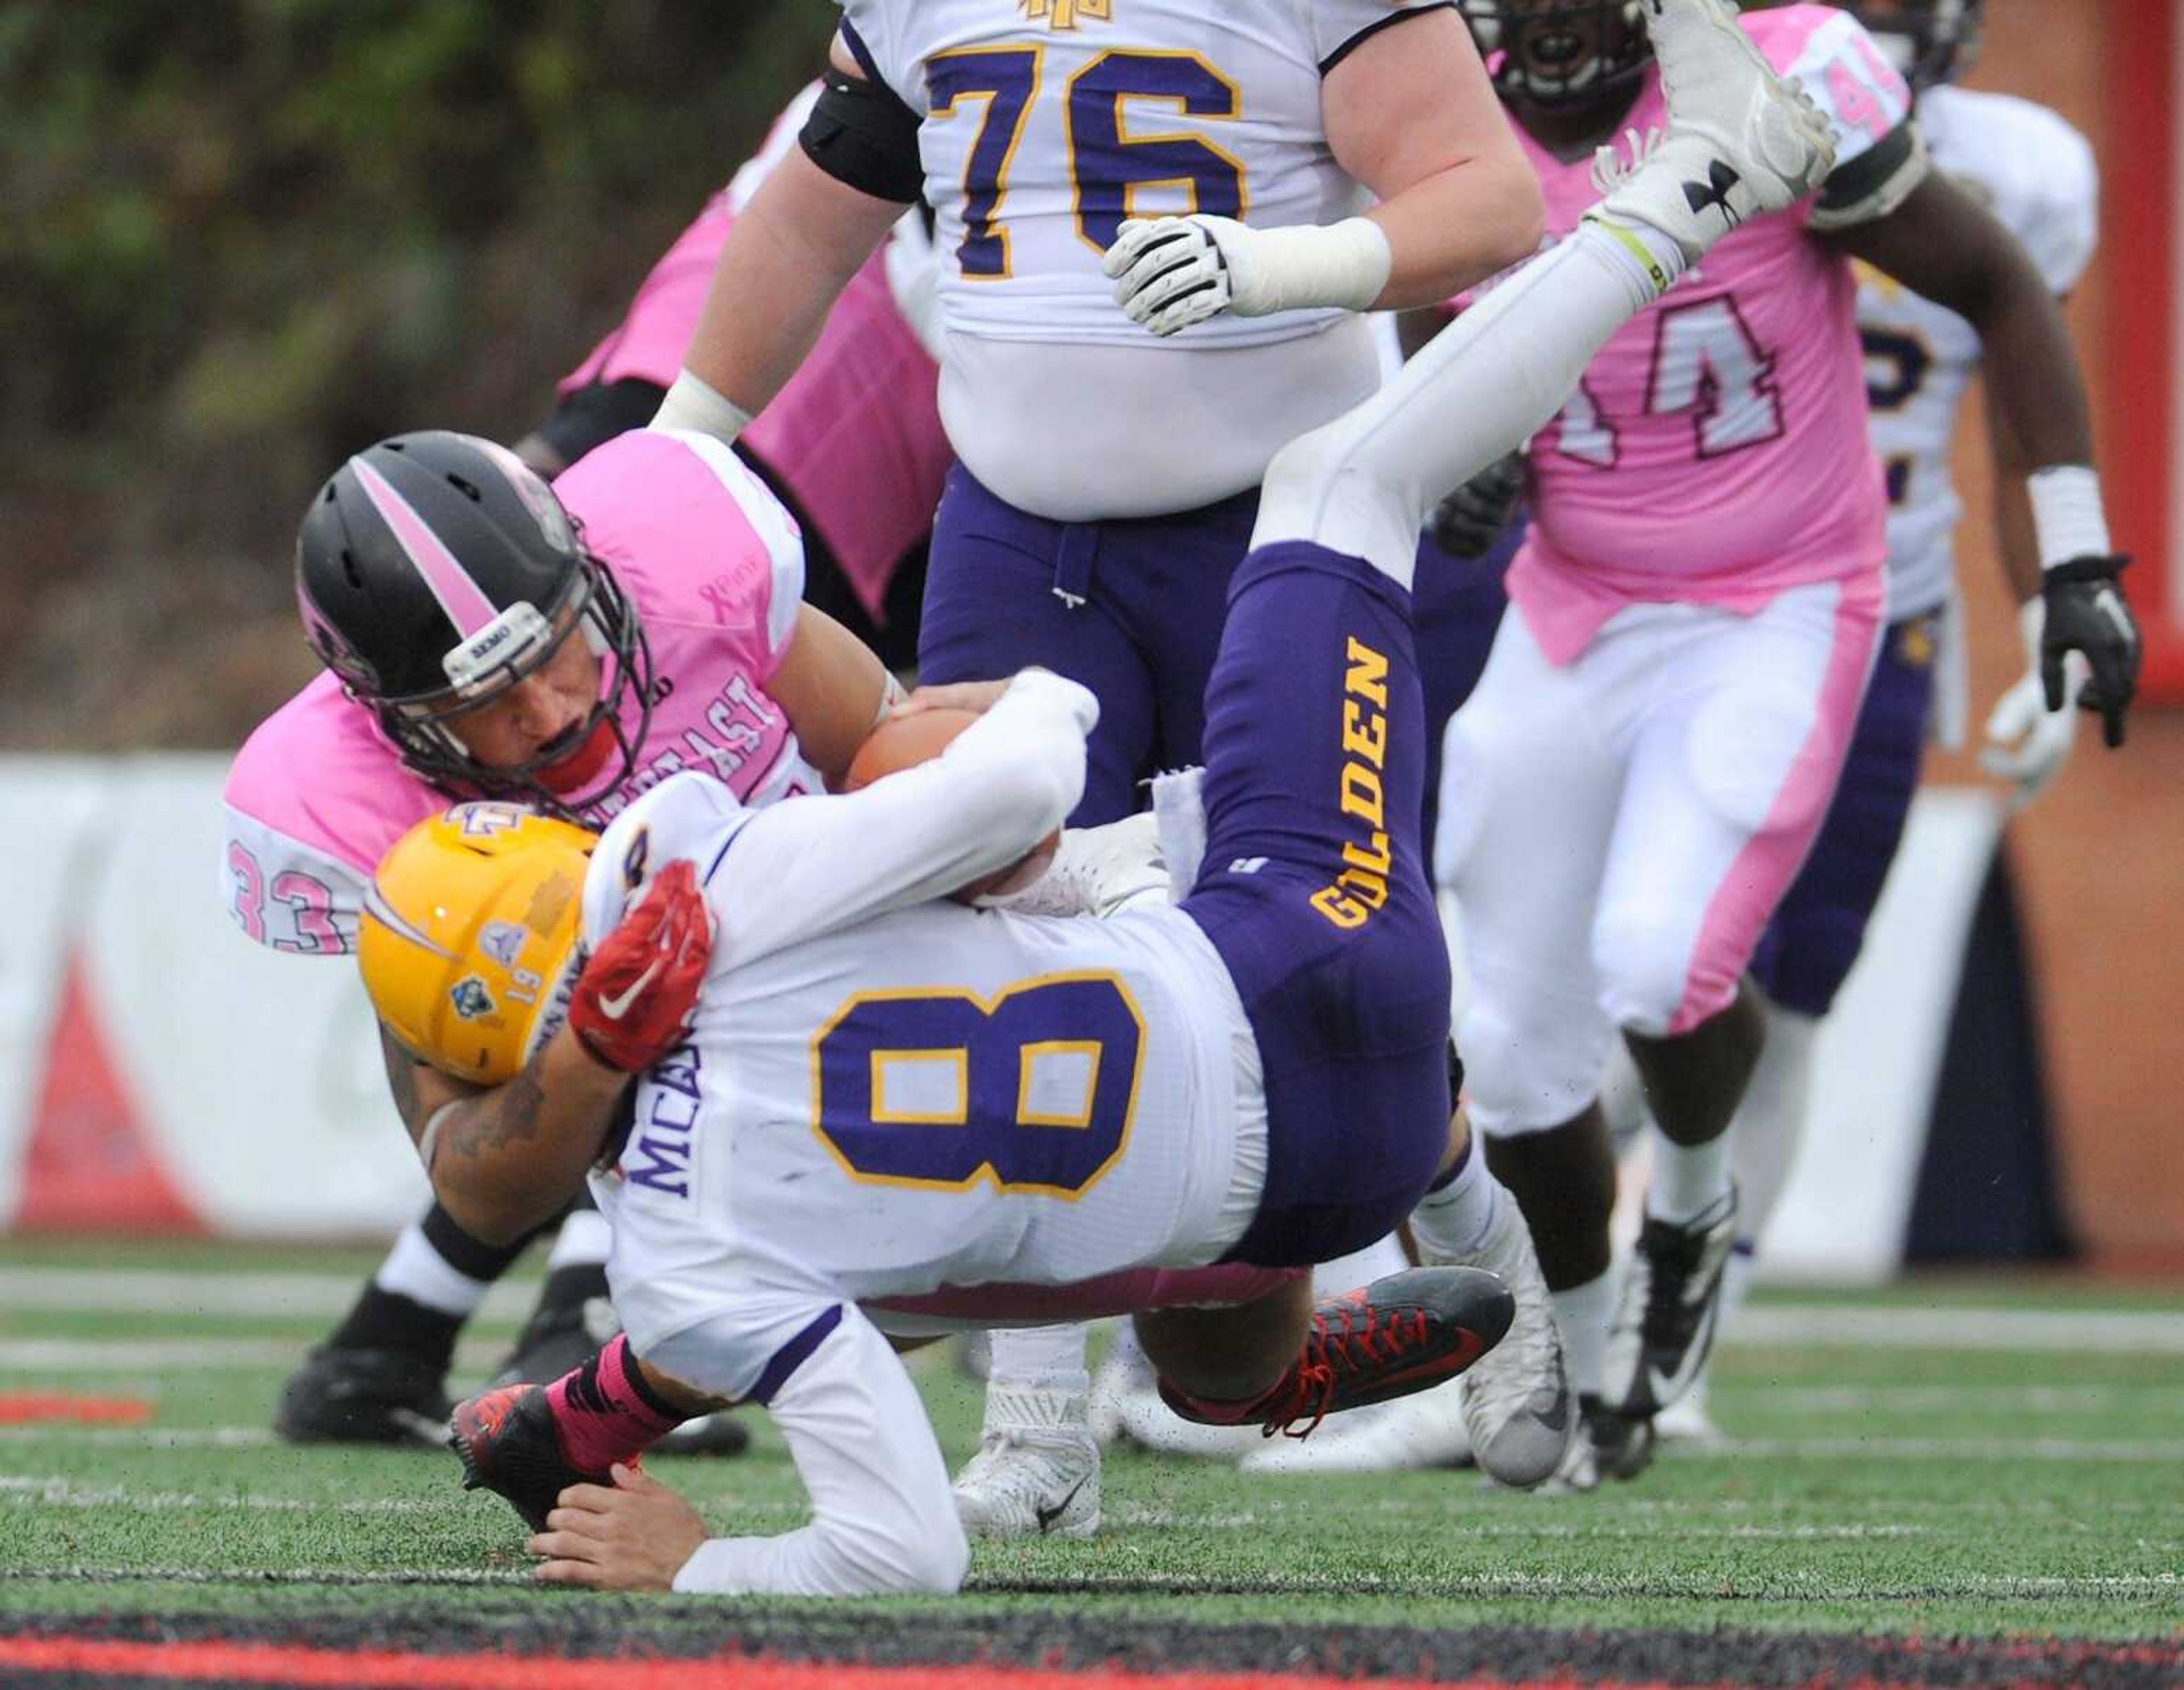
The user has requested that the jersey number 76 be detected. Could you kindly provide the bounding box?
[928,47,1247,278]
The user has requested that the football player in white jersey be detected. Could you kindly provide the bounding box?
[1656,0,2107,1442]
[648,0,1583,1530]
[387,0,1843,1595]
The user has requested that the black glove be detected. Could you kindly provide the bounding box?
[2040,555,2141,749]
[1429,453,1525,559]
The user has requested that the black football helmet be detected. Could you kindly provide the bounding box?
[1461,0,1652,110]
[295,430,655,815]
[1838,0,1983,92]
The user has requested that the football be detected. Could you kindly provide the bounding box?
[847,706,1060,901]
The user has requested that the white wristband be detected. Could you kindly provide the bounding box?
[2026,465,2112,570]
[651,370,756,447]
[1230,217,1393,316]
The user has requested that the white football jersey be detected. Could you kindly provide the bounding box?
[583,676,1258,1396]
[1859,85,2098,620]
[838,0,1440,518]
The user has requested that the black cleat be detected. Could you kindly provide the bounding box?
[274,1346,451,1448]
[449,1382,602,1533]
[490,1274,617,1390]
[1603,1190,1739,1419]
[1163,1266,1515,1439]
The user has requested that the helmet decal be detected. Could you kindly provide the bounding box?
[362,877,456,960]
[442,598,556,692]
[475,437,579,556]
[351,457,501,639]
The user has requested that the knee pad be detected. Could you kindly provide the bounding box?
[1458,993,1612,1139]
[1592,904,1693,1039]
[1255,422,1426,580]
[1687,681,1831,837]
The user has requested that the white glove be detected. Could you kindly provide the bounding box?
[1101,214,1390,338]
[1979,597,2084,811]
[971,812,1170,918]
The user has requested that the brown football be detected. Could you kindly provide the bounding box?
[847,706,1060,902]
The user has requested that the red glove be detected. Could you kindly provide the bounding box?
[568,860,715,1073]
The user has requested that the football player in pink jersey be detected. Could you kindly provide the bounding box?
[1420,0,2138,1487]
[226,425,898,1449]
[250,88,953,1456]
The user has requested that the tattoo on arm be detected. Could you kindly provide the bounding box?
[438,1059,549,1166]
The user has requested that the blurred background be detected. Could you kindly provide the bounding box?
[0,1,2174,1270]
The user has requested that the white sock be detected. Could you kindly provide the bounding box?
[1250,224,1676,587]
[1408,1142,1502,1261]
[1578,208,1689,302]
[1730,1006,1821,1245]
[374,1222,490,1319]
[1719,1239,1758,1324]
[545,1206,613,1272]
[1312,1232,1412,1296]
[1647,1132,1734,1225]
[1552,1270,1615,1398]
[986,1324,1090,1396]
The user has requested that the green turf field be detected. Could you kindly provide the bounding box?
[2,1238,2179,1681]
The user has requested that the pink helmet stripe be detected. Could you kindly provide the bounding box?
[352,457,500,638]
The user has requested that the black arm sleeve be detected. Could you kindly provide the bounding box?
[1811,121,1927,229]
[799,64,924,205]
[532,377,668,470]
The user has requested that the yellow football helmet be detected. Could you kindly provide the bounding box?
[359,802,599,1084]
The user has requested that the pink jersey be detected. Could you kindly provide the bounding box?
[221,428,820,957]
[559,86,950,625]
[1502,5,1912,664]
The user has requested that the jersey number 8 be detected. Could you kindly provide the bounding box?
[812,972,1145,1197]
[928,46,1247,278]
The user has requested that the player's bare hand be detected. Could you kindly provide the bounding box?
[568,860,714,1073]
[892,679,1012,719]
[528,1462,706,1592]
[2039,557,2141,749]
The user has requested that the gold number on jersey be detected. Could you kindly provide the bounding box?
[810,971,1145,1197]
[929,46,1045,279]
[928,46,1247,279]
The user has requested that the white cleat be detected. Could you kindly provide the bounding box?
[1239,1383,1473,1476]
[1087,1325,1156,1448]
[1592,0,1838,263]
[1652,1374,1728,1447]
[950,1386,1101,1540]
[1111,1382,1263,1462]
[1424,1192,1577,1490]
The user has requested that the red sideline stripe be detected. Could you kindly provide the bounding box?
[2102,0,2184,699]
[0,1638,1702,1690]
[0,1393,152,1425]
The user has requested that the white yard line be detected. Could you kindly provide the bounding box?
[0,1564,527,1587]
[0,1337,506,1373]
[1715,1384,2161,1412]
[0,1474,443,1514]
[0,1425,276,1448]
[1707,1436,2184,1462]
[1728,1305,2184,1354]
[0,1267,536,1324]
[10,1267,2182,1352]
